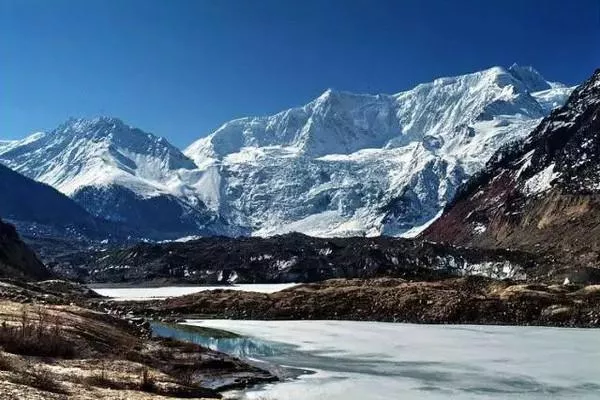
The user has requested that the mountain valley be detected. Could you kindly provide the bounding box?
[0,67,598,400]
[3,2,599,399]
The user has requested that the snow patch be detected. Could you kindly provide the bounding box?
[319,248,333,256]
[522,164,560,195]
[274,257,298,271]
[473,223,487,234]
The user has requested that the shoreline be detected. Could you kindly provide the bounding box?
[0,279,278,399]
[87,282,237,289]
[95,277,600,329]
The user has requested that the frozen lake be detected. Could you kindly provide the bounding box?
[90,283,297,300]
[159,320,600,400]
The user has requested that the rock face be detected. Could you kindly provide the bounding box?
[51,233,539,284]
[0,163,105,237]
[0,218,51,280]
[423,69,600,283]
[1,66,572,239]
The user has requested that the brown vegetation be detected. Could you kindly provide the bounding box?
[0,300,275,399]
[0,307,77,358]
[112,277,600,327]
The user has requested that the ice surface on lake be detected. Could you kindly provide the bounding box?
[91,283,297,300]
[184,320,600,400]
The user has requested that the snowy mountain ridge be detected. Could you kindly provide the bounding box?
[0,65,575,239]
[186,65,569,161]
[183,64,574,237]
[0,117,196,198]
[422,69,600,280]
[0,117,226,238]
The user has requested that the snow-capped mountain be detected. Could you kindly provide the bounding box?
[184,64,573,237]
[423,69,600,282]
[0,117,195,197]
[0,117,230,238]
[0,65,574,239]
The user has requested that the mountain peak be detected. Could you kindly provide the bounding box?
[422,68,600,277]
[0,116,197,198]
[314,87,377,104]
[508,63,551,92]
[319,88,335,97]
[313,88,339,104]
[56,116,129,137]
[51,117,181,155]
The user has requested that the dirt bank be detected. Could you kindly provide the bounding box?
[106,277,600,328]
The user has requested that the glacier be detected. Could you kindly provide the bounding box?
[0,65,574,239]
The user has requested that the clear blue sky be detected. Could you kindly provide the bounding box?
[2,0,599,148]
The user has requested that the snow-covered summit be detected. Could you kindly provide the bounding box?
[182,65,574,237]
[186,87,400,160]
[422,69,600,269]
[0,117,196,197]
[0,117,219,238]
[186,66,562,163]
[508,63,554,92]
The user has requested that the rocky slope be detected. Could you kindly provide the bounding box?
[0,296,275,399]
[423,69,600,283]
[0,218,52,281]
[1,65,572,239]
[49,233,541,284]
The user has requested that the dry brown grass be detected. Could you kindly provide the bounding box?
[10,364,68,395]
[0,307,77,358]
[80,360,129,390]
[139,367,156,393]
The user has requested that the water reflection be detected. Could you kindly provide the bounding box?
[152,322,290,358]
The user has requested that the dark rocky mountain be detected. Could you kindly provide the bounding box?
[0,163,98,232]
[0,163,136,244]
[423,69,600,283]
[0,218,51,280]
[72,184,227,240]
[50,233,540,284]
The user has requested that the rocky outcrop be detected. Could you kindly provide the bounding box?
[423,69,600,283]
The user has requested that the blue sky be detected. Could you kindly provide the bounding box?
[2,0,599,148]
